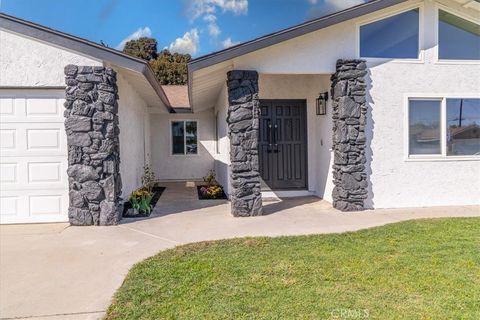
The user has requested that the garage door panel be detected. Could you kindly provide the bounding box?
[1,158,67,191]
[0,129,17,149]
[0,196,19,217]
[29,195,64,215]
[0,163,17,183]
[0,123,67,157]
[0,92,68,224]
[28,162,62,183]
[27,128,61,149]
[0,95,64,123]
[26,98,62,117]
[0,193,68,224]
[0,98,16,116]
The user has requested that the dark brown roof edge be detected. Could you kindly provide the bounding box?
[0,12,173,112]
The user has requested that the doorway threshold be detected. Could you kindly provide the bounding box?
[261,190,316,200]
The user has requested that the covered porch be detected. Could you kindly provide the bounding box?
[189,59,369,216]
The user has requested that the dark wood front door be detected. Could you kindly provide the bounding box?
[258,100,308,190]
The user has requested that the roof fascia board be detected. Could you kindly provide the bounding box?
[0,13,172,111]
[188,0,407,72]
[142,64,174,112]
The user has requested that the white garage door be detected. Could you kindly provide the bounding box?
[0,90,69,224]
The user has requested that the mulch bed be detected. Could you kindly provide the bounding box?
[197,186,228,200]
[122,186,166,218]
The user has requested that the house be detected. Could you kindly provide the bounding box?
[0,0,479,225]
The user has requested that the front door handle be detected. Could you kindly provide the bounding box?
[267,122,273,153]
[273,124,279,153]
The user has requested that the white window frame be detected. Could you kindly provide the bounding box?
[169,119,199,156]
[404,93,480,162]
[356,3,425,63]
[434,3,480,65]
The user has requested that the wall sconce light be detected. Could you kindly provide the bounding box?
[316,92,328,115]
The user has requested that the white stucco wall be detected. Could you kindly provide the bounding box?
[366,0,480,208]
[149,109,216,181]
[117,74,149,199]
[213,84,232,194]
[229,0,480,208]
[0,29,152,200]
[0,30,102,86]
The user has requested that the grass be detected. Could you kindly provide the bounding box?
[106,218,480,319]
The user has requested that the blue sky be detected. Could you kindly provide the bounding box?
[0,0,367,57]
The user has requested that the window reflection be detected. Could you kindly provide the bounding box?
[185,121,198,155]
[409,100,441,155]
[172,121,185,155]
[439,10,480,60]
[447,99,480,156]
[360,9,419,59]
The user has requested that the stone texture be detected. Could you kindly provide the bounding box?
[226,70,263,217]
[64,65,122,225]
[331,59,368,211]
[65,115,91,132]
[67,164,99,183]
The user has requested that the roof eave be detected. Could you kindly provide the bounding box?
[188,0,407,73]
[0,12,171,111]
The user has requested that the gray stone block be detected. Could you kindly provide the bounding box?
[67,133,92,147]
[67,164,99,183]
[65,115,91,132]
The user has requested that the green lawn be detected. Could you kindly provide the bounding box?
[106,218,480,319]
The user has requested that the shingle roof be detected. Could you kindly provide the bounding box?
[162,85,190,109]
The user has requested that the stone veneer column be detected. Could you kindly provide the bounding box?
[64,65,122,225]
[226,70,263,217]
[331,59,368,211]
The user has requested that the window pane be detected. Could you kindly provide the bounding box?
[439,10,480,60]
[447,99,480,156]
[172,121,185,154]
[360,9,419,58]
[409,100,441,155]
[185,121,198,155]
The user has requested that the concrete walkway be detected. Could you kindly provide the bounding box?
[1,182,479,319]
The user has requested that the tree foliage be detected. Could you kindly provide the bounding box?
[150,50,191,85]
[122,38,191,85]
[123,37,158,61]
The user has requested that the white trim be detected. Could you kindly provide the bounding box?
[356,2,425,62]
[404,93,480,161]
[434,3,480,65]
[0,88,65,98]
[441,97,447,156]
[169,119,200,156]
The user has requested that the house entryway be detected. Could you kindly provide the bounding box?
[258,100,308,191]
[150,181,229,217]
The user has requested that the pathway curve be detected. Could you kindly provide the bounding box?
[1,184,478,319]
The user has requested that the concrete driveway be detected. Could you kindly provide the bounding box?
[1,185,479,319]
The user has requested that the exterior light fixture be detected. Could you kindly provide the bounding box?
[316,92,328,115]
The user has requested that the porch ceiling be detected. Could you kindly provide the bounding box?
[111,65,169,112]
[190,60,232,112]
